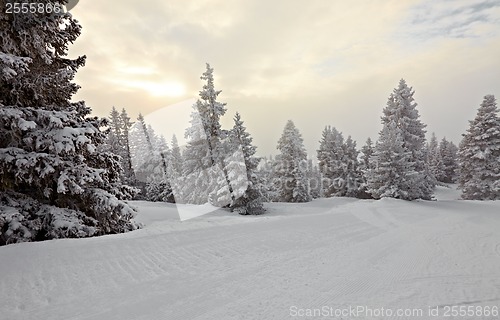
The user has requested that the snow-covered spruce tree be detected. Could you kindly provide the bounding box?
[132,116,168,178]
[307,159,322,199]
[275,120,311,202]
[167,134,183,182]
[358,137,375,199]
[360,137,374,172]
[342,136,363,197]
[128,114,174,202]
[103,107,136,184]
[317,126,344,197]
[129,114,151,174]
[257,155,279,202]
[367,121,417,199]
[226,113,265,215]
[427,132,444,184]
[105,107,123,156]
[144,139,174,203]
[180,64,232,205]
[369,79,434,200]
[139,124,174,203]
[438,138,458,183]
[458,95,500,200]
[119,108,135,184]
[0,4,139,245]
[317,126,362,197]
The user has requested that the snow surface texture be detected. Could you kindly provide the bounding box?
[1,186,500,320]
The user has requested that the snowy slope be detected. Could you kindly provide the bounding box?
[1,191,500,320]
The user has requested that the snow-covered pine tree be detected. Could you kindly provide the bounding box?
[188,63,227,169]
[371,79,434,200]
[180,64,232,205]
[357,137,375,198]
[342,136,363,197]
[458,95,500,200]
[438,138,458,183]
[137,114,154,152]
[227,113,265,215]
[103,107,136,185]
[317,126,344,197]
[367,121,417,199]
[427,132,444,184]
[307,159,322,199]
[0,4,139,245]
[105,107,123,156]
[127,114,174,202]
[316,127,362,197]
[275,120,311,202]
[317,126,333,196]
[128,114,153,174]
[168,134,183,177]
[133,115,160,181]
[119,108,135,184]
[145,160,175,203]
[257,155,279,202]
[360,137,374,172]
[146,133,174,202]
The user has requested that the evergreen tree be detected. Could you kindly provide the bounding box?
[0,5,139,245]
[367,121,417,199]
[185,63,227,170]
[103,107,135,184]
[307,159,322,199]
[145,132,173,203]
[342,136,363,197]
[127,114,174,202]
[133,115,163,182]
[106,107,123,156]
[168,134,183,177]
[458,95,500,200]
[119,108,135,183]
[227,113,265,215]
[317,126,344,197]
[275,120,311,202]
[438,138,458,183]
[258,155,279,202]
[360,137,374,172]
[317,127,362,197]
[137,113,154,152]
[427,132,444,183]
[128,120,149,173]
[369,79,434,200]
[357,137,375,199]
[179,64,232,205]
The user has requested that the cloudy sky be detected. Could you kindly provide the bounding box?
[69,0,500,156]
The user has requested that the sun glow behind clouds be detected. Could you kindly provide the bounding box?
[143,81,186,97]
[114,79,187,97]
[112,65,187,97]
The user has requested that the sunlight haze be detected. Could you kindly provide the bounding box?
[68,0,500,156]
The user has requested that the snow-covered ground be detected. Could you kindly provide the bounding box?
[2,186,500,320]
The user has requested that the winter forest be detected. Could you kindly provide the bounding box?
[2,1,500,319]
[2,7,499,244]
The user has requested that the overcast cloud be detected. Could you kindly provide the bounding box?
[69,0,500,156]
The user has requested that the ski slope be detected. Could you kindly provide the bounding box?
[1,186,500,320]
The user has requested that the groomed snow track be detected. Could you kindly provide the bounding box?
[1,190,500,320]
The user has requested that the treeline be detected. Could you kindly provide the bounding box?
[110,72,499,209]
[104,64,265,215]
[2,3,498,245]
